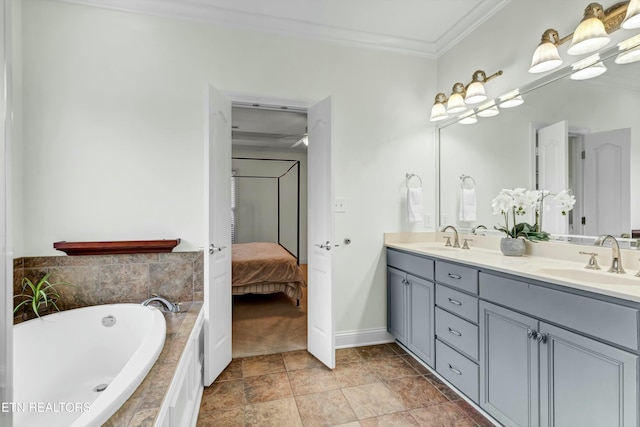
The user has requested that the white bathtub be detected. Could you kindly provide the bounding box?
[13,303,166,427]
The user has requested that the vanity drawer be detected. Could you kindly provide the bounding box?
[435,261,478,294]
[436,339,479,403]
[436,307,479,360]
[436,284,478,323]
[387,249,434,280]
[480,272,640,351]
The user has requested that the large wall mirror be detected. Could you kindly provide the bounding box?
[438,41,640,247]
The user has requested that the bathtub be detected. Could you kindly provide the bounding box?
[13,303,166,427]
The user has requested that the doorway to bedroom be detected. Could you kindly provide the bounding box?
[230,103,309,358]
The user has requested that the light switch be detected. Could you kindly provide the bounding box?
[334,198,347,213]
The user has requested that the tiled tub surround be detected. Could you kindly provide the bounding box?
[13,251,204,320]
[105,302,203,426]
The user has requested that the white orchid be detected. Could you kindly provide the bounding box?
[554,189,576,215]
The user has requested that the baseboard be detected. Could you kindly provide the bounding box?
[335,327,395,349]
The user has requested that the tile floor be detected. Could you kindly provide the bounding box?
[196,343,495,427]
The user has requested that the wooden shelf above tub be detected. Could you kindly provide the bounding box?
[53,239,181,256]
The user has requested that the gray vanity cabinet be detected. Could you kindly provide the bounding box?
[539,322,639,427]
[480,293,639,427]
[479,301,539,427]
[386,249,435,366]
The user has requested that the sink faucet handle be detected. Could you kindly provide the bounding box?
[462,238,473,250]
[443,236,452,247]
[579,251,601,270]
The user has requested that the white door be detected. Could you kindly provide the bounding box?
[537,121,568,234]
[307,96,335,369]
[583,128,631,237]
[203,85,232,386]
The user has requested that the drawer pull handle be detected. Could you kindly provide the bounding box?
[448,327,462,337]
[448,273,462,280]
[448,298,462,306]
[448,364,462,375]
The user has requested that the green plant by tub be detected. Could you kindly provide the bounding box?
[14,273,73,318]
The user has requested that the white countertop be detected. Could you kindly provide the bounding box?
[385,235,640,304]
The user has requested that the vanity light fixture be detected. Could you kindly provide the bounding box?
[429,69,503,122]
[464,70,504,104]
[622,0,640,28]
[476,100,500,118]
[430,93,449,122]
[570,54,608,79]
[446,83,468,114]
[615,33,640,63]
[568,3,611,55]
[529,1,632,74]
[458,111,478,125]
[498,90,525,108]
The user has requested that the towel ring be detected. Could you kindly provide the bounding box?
[406,173,422,189]
[460,174,476,190]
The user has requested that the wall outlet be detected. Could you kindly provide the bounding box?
[334,198,347,213]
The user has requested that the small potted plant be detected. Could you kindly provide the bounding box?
[492,188,576,256]
[14,272,72,319]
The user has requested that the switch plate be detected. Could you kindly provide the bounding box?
[335,198,347,213]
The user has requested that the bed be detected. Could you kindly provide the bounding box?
[232,242,306,305]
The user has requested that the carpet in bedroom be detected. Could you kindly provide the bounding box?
[232,265,307,358]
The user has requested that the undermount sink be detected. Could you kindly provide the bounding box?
[419,245,463,252]
[537,267,640,287]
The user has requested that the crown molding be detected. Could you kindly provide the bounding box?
[57,0,511,58]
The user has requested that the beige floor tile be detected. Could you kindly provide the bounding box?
[244,398,303,427]
[410,402,477,427]
[244,372,293,404]
[216,359,243,382]
[385,376,448,409]
[355,345,397,360]
[295,389,358,427]
[197,407,244,426]
[365,356,420,381]
[333,362,379,388]
[242,353,286,377]
[200,379,245,412]
[387,342,408,356]
[359,412,420,427]
[401,355,431,375]
[341,382,405,419]
[336,348,364,364]
[283,350,325,371]
[288,366,339,395]
[454,399,495,427]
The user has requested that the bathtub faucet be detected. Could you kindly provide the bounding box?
[142,294,181,313]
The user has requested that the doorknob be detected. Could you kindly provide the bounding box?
[314,241,340,251]
[209,244,227,254]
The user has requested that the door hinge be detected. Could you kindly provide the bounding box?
[582,217,586,225]
[581,150,585,159]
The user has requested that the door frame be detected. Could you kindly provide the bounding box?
[206,90,335,366]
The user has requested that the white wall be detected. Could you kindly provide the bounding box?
[19,0,437,333]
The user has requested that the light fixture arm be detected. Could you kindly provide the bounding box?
[470,69,503,84]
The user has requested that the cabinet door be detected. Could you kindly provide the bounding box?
[540,322,639,427]
[408,274,435,366]
[387,267,408,345]
[479,301,539,427]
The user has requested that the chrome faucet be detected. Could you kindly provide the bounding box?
[441,225,461,248]
[142,294,181,313]
[594,235,626,274]
[472,225,487,235]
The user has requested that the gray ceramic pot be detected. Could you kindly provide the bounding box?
[500,237,526,256]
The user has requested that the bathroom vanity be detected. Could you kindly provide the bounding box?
[386,234,640,427]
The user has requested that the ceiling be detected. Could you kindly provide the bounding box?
[61,0,510,58]
[60,0,511,151]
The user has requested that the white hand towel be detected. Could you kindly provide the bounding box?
[459,188,477,221]
[407,187,423,223]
